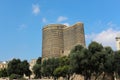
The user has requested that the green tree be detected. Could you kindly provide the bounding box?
[103,53,115,80]
[21,60,31,78]
[33,64,41,78]
[54,65,70,80]
[114,51,120,79]
[69,45,91,80]
[59,56,70,66]
[7,58,31,79]
[88,41,105,80]
[42,58,59,79]
[88,41,103,54]
[53,67,62,79]
[99,46,115,80]
[104,47,114,54]
[36,57,42,64]
[32,57,42,79]
[0,68,8,77]
[54,56,71,80]
[69,42,107,80]
[7,58,23,77]
[91,50,106,80]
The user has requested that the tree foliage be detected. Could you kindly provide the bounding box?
[42,58,59,79]
[69,41,119,80]
[21,60,31,77]
[0,68,8,77]
[7,59,22,76]
[53,56,71,80]
[69,45,91,80]
[54,65,70,79]
[5,41,120,80]
[114,51,120,77]
[36,57,42,64]
[39,42,120,80]
[33,64,41,78]
[7,58,31,79]
[32,57,42,79]
[88,41,103,54]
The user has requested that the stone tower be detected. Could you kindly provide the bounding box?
[116,36,120,51]
[42,22,86,59]
[63,22,85,56]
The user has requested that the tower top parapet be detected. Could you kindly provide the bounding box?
[43,24,67,30]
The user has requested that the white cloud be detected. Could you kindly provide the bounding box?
[86,28,120,50]
[32,4,40,15]
[42,18,47,23]
[17,24,27,31]
[57,16,68,22]
[63,23,70,26]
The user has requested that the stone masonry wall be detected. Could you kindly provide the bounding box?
[42,22,86,59]
[63,22,85,56]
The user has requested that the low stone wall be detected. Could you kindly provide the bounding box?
[0,78,9,80]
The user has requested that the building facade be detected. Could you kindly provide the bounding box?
[0,61,8,70]
[116,36,120,51]
[42,22,86,59]
[29,59,37,78]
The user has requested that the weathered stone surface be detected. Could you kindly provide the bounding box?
[42,22,86,59]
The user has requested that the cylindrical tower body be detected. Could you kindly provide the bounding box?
[42,24,66,59]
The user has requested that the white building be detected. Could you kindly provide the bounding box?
[0,61,8,70]
[29,59,37,79]
[116,36,120,51]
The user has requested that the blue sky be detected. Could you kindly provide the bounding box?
[0,0,120,61]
